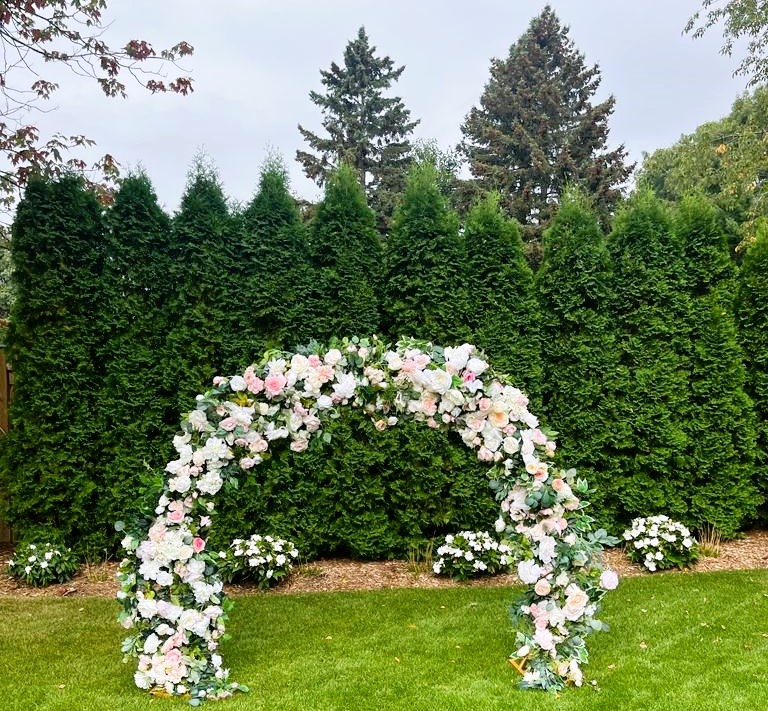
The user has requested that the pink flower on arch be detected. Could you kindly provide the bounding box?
[264,373,287,398]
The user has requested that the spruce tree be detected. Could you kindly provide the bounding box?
[459,5,632,258]
[297,26,419,228]
[605,191,692,528]
[308,164,382,341]
[222,159,313,369]
[463,192,542,401]
[164,159,233,411]
[0,176,106,549]
[381,162,471,343]
[535,191,618,522]
[94,173,176,535]
[736,221,768,518]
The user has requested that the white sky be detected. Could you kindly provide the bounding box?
[21,0,751,213]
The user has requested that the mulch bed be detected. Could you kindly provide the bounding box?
[1,531,767,599]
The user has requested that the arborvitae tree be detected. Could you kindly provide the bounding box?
[674,195,758,535]
[605,191,692,529]
[0,176,106,549]
[93,173,176,537]
[459,5,632,258]
[307,164,382,341]
[736,221,768,518]
[381,162,471,343]
[297,26,419,228]
[464,192,542,401]
[535,191,618,521]
[222,160,313,369]
[164,160,233,411]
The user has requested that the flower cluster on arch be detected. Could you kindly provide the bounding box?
[117,336,618,702]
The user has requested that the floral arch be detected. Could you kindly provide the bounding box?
[117,336,618,703]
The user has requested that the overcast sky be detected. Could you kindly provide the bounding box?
[28,0,750,213]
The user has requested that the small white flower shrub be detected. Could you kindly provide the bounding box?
[8,541,79,586]
[216,535,298,589]
[623,515,699,571]
[432,530,513,581]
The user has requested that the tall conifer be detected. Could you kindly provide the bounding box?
[308,164,382,341]
[536,191,618,521]
[297,26,419,228]
[464,192,542,400]
[0,176,106,548]
[460,6,632,258]
[382,162,470,343]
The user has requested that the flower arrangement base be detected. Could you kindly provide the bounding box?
[508,656,529,675]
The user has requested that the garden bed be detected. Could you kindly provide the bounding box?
[1,530,766,598]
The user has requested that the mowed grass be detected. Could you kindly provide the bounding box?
[1,570,767,711]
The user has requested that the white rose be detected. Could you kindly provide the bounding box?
[188,409,208,432]
[517,559,542,584]
[424,368,453,394]
[466,357,488,375]
[324,348,343,366]
[316,394,333,410]
[229,375,246,392]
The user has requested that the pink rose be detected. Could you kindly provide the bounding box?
[552,478,565,491]
[213,376,226,386]
[290,438,309,452]
[534,578,551,596]
[478,397,492,412]
[192,537,206,553]
[462,370,476,383]
[307,354,321,367]
[219,416,238,432]
[264,373,287,398]
[168,508,184,524]
[374,419,388,431]
[240,457,257,470]
[243,366,264,394]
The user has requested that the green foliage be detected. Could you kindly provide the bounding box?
[604,191,692,529]
[536,191,618,519]
[307,164,382,341]
[736,221,768,510]
[297,26,419,229]
[0,231,13,320]
[638,87,768,255]
[464,192,542,403]
[7,540,80,587]
[224,159,313,366]
[459,5,632,257]
[164,158,234,412]
[93,172,177,543]
[209,408,497,560]
[0,176,106,550]
[381,162,471,344]
[674,196,759,535]
[686,1,768,87]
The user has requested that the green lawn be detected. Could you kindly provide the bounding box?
[1,570,767,711]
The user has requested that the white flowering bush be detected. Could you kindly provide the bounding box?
[8,541,79,586]
[432,531,512,581]
[216,535,298,588]
[623,515,699,571]
[117,336,619,701]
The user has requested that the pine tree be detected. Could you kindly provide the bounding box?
[463,192,542,401]
[164,159,233,410]
[307,164,382,341]
[93,173,177,534]
[459,5,632,258]
[0,176,106,549]
[535,191,618,523]
[221,159,313,369]
[297,26,419,228]
[736,221,768,518]
[381,162,471,344]
[605,191,692,528]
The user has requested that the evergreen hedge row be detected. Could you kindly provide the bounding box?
[0,166,764,555]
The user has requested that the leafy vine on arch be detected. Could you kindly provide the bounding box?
[117,336,618,704]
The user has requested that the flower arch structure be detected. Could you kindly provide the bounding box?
[117,337,618,703]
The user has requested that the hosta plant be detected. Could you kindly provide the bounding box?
[216,535,299,588]
[432,530,513,581]
[623,515,700,571]
[8,541,80,586]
